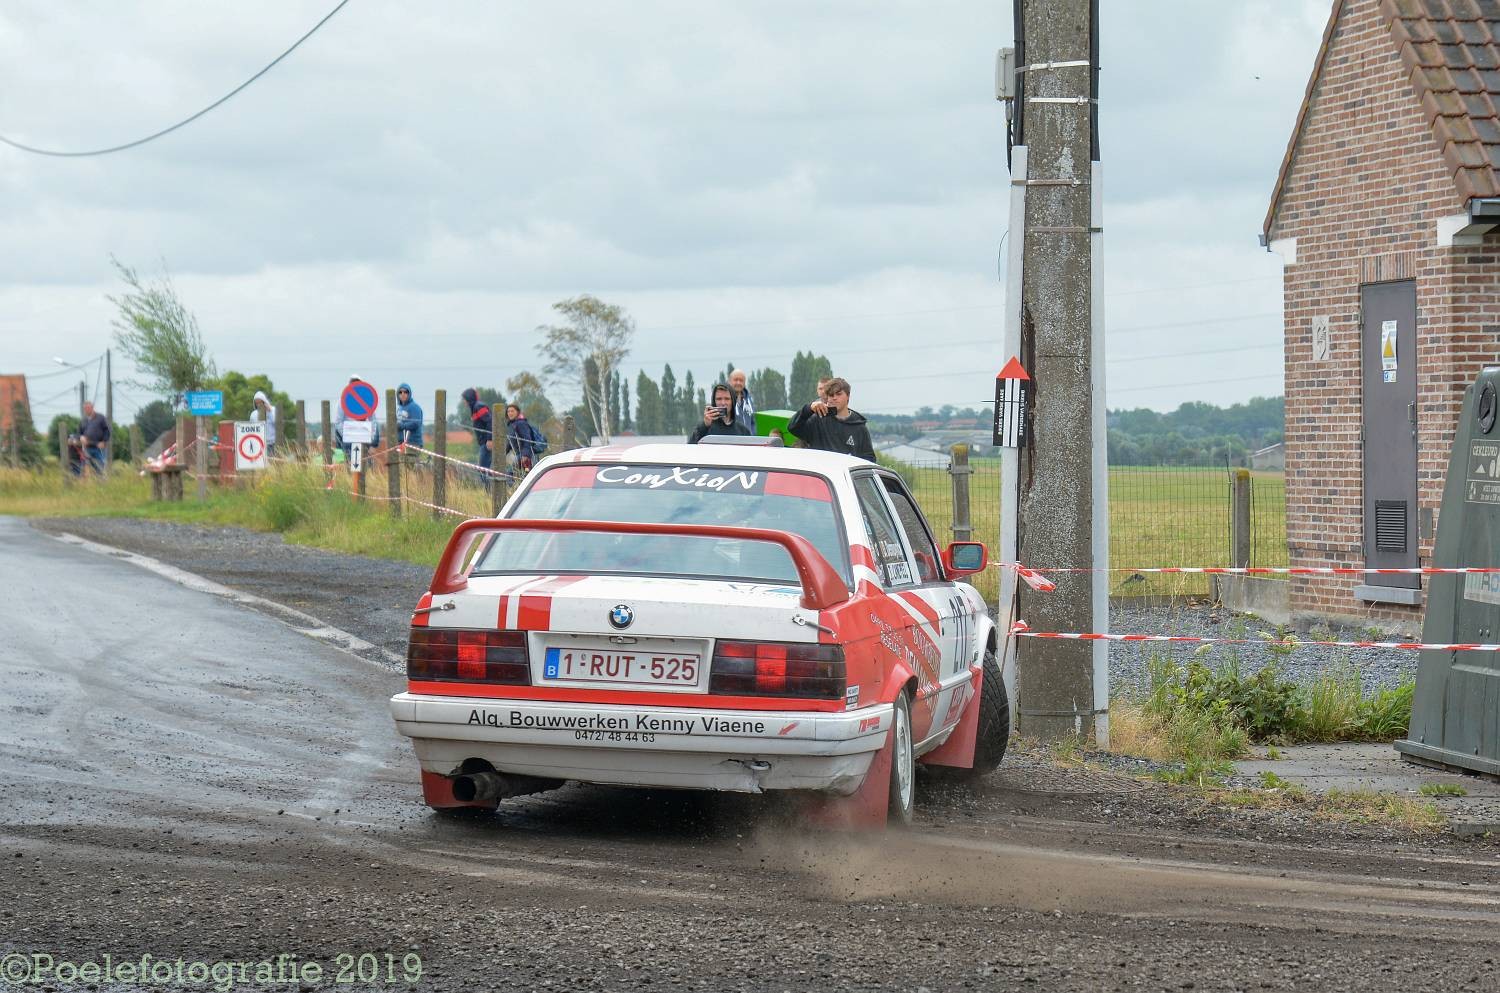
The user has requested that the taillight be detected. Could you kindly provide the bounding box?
[407,628,530,684]
[709,641,845,699]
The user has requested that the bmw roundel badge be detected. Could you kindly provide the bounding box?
[609,604,634,629]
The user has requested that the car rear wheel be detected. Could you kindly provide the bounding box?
[887,691,915,827]
[969,648,1011,776]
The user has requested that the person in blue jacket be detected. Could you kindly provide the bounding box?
[504,403,547,473]
[395,383,424,449]
[461,388,494,475]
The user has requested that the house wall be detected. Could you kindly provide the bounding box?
[1268,0,1500,623]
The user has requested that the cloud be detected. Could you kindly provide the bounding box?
[0,1,1327,415]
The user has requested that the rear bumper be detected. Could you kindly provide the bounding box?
[389,692,892,794]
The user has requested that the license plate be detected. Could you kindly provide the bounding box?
[542,647,701,687]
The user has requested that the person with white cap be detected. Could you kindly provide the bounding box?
[250,389,278,452]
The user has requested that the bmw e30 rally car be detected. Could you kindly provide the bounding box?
[388,441,1011,827]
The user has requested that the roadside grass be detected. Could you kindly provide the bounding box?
[6,457,1292,609]
[0,463,501,570]
[1419,783,1468,797]
[1211,784,1445,832]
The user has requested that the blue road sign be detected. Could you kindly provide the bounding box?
[340,380,379,421]
[185,390,224,416]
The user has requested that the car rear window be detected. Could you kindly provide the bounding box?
[472,463,849,586]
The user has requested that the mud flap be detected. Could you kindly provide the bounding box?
[420,770,498,811]
[798,729,893,830]
[918,669,981,770]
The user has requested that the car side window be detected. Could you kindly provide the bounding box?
[881,477,942,584]
[852,475,914,588]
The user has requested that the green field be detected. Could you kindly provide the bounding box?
[0,459,1286,605]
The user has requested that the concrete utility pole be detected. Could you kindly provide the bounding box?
[1009,0,1108,745]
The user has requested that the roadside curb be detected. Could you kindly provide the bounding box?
[51,530,406,672]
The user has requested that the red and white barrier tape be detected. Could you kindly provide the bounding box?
[1002,562,1500,593]
[1008,620,1497,653]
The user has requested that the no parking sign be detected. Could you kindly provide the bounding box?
[235,422,268,471]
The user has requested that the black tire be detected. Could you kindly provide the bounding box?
[969,649,1011,776]
[887,691,915,827]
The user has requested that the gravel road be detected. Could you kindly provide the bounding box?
[8,516,1500,992]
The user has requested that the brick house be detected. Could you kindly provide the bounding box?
[0,374,28,434]
[1264,0,1500,622]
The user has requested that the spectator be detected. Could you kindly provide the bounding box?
[729,368,755,432]
[333,375,360,456]
[249,390,277,453]
[395,383,424,449]
[815,376,832,402]
[78,401,110,475]
[787,376,875,461]
[689,383,752,444]
[461,388,495,476]
[504,403,547,473]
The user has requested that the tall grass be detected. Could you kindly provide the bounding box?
[0,462,502,570]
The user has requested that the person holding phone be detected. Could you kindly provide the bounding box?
[787,376,876,461]
[688,383,751,444]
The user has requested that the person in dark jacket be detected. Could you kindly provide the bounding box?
[729,368,755,432]
[504,403,547,472]
[78,401,110,475]
[461,388,494,476]
[395,383,424,449]
[689,384,752,444]
[786,377,875,461]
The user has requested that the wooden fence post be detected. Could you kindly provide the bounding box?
[949,443,973,543]
[129,424,143,466]
[296,400,308,457]
[195,416,208,501]
[433,389,447,520]
[321,400,333,487]
[385,389,401,518]
[175,413,191,502]
[490,464,507,517]
[1231,468,1252,570]
[57,421,69,482]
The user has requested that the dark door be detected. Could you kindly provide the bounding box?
[1361,280,1419,589]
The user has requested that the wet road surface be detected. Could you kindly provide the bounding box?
[4,516,1500,992]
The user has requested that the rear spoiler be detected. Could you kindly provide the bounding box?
[430,518,850,611]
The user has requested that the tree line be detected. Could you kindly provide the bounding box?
[1106,396,1284,466]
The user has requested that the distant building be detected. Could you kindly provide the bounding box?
[1248,442,1285,472]
[0,375,30,434]
[944,417,978,429]
[1264,0,1500,620]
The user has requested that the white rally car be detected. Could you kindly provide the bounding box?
[389,441,1010,827]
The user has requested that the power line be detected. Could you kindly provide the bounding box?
[0,0,352,158]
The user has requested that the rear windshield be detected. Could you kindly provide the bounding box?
[473,463,849,586]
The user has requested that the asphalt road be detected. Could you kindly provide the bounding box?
[4,516,1500,992]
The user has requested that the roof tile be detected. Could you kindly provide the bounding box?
[1470,44,1500,67]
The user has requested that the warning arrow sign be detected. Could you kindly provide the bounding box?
[994,357,1030,448]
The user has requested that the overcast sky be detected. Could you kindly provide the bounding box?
[0,0,1329,424]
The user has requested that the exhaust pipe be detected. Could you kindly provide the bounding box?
[449,769,564,804]
[452,771,506,803]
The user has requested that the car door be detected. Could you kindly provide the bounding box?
[850,472,934,716]
[852,472,947,743]
[876,473,978,745]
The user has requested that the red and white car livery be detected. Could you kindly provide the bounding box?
[389,443,1011,827]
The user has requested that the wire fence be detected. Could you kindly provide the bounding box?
[887,453,1288,601]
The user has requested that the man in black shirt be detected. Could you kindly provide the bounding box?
[787,377,875,462]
